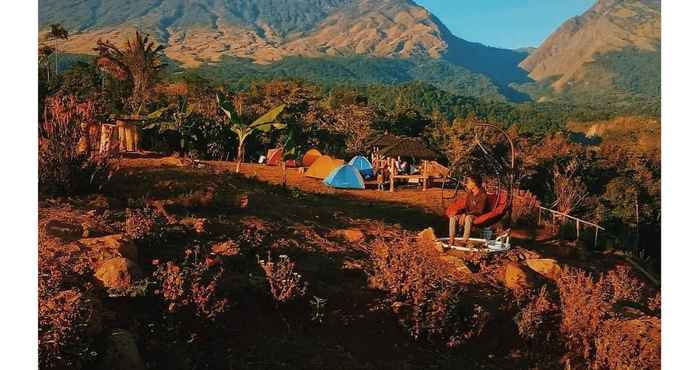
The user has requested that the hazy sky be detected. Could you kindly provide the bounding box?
[414,0,596,49]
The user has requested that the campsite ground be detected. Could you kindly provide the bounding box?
[39,154,660,369]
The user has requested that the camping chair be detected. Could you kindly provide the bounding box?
[436,123,515,253]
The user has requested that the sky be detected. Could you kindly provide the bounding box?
[414,0,596,49]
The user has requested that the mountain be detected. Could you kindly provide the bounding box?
[519,0,660,100]
[39,0,529,101]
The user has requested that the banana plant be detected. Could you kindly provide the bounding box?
[281,127,302,187]
[217,93,287,172]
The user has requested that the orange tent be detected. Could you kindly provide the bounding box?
[304,155,344,179]
[302,148,322,167]
[266,148,283,166]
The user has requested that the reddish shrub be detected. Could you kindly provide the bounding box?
[39,289,103,369]
[125,206,165,241]
[39,95,114,195]
[153,248,229,321]
[38,235,101,369]
[515,286,559,343]
[557,267,612,361]
[593,317,660,370]
[369,234,490,346]
[511,189,541,226]
[258,252,308,304]
[605,265,647,305]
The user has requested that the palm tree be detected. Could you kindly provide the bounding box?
[217,93,287,173]
[48,24,68,78]
[95,31,165,114]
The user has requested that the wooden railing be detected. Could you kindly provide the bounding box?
[537,206,605,247]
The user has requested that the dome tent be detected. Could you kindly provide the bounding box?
[348,155,373,178]
[302,148,322,167]
[304,155,344,179]
[323,164,365,189]
[266,148,283,166]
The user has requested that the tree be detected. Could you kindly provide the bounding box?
[217,93,286,172]
[95,31,165,113]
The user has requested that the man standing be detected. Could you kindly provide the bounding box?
[445,175,488,246]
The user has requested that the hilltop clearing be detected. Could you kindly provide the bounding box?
[39,155,660,369]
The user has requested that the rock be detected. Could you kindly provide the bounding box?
[79,234,138,263]
[525,259,562,280]
[503,262,536,290]
[210,240,240,256]
[417,227,442,252]
[333,229,365,243]
[95,258,142,290]
[45,220,83,240]
[98,329,146,370]
[440,255,472,272]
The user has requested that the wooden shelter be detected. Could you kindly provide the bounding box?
[377,137,442,192]
[99,116,144,153]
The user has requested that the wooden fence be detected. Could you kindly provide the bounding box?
[537,206,605,247]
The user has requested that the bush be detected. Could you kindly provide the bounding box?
[511,189,541,226]
[125,206,166,241]
[258,252,308,304]
[39,95,114,195]
[557,267,612,362]
[39,235,101,369]
[556,265,658,368]
[368,234,489,346]
[515,286,559,343]
[153,247,229,321]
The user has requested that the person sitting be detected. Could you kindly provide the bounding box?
[445,174,488,247]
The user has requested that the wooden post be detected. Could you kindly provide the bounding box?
[421,160,427,191]
[389,158,395,192]
[576,220,580,240]
[594,228,599,248]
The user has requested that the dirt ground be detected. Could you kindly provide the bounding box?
[38,154,660,370]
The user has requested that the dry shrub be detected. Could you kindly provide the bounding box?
[39,289,103,369]
[369,234,489,346]
[258,252,308,304]
[551,158,588,216]
[593,317,660,370]
[125,206,165,241]
[605,265,646,305]
[39,235,101,369]
[153,247,229,321]
[39,95,114,195]
[557,265,658,368]
[511,189,541,226]
[647,291,661,313]
[557,267,612,361]
[515,286,559,343]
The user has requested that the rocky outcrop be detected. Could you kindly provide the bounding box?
[502,262,536,290]
[79,234,138,264]
[95,257,142,290]
[525,259,562,281]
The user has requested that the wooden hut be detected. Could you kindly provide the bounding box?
[379,137,441,191]
[99,116,144,153]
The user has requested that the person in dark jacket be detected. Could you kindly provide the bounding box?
[445,174,488,246]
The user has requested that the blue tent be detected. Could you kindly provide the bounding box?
[349,155,373,178]
[323,164,365,189]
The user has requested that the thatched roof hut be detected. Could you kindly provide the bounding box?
[379,137,440,160]
[365,132,401,150]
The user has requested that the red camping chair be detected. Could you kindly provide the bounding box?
[436,123,515,252]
